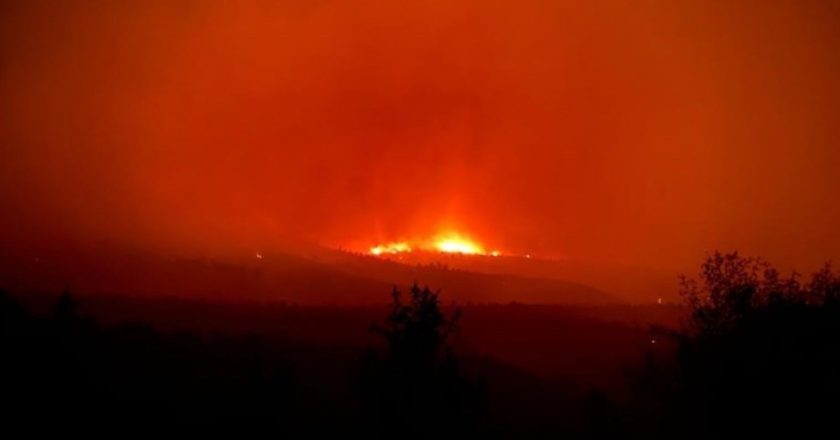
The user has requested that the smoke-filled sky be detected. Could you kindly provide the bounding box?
[2,0,839,271]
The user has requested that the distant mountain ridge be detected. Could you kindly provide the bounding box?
[0,244,615,305]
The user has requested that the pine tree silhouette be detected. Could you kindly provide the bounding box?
[360,283,485,439]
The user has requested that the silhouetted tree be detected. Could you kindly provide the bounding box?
[360,283,485,439]
[640,252,840,438]
[378,284,461,368]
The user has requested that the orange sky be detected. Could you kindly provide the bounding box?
[1,0,839,272]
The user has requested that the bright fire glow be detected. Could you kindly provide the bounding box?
[367,232,501,256]
[369,242,411,255]
[434,236,484,254]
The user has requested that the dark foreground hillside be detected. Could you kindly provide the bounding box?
[1,289,667,437]
[3,253,839,438]
[10,291,675,389]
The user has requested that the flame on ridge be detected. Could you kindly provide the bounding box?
[367,233,502,257]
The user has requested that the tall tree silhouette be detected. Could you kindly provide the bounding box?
[360,283,485,439]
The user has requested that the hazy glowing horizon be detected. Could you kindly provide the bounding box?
[2,0,839,277]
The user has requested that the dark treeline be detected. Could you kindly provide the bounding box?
[2,252,840,438]
[627,252,840,439]
[1,288,303,433]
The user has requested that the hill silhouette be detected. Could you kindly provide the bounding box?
[0,244,614,305]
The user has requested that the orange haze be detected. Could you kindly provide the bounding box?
[2,0,839,275]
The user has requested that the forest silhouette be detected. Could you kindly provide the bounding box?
[2,252,839,438]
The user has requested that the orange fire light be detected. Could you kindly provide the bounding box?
[433,236,484,255]
[369,242,411,255]
[367,232,501,256]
